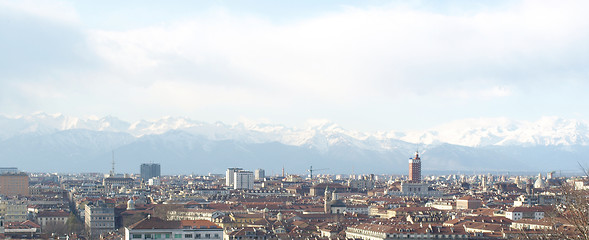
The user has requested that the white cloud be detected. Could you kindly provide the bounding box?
[0,0,79,24]
[2,0,589,129]
[85,1,589,100]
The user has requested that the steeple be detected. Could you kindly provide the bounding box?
[110,150,115,177]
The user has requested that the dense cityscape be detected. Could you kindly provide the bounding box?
[0,151,586,239]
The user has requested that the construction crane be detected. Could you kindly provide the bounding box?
[308,166,329,179]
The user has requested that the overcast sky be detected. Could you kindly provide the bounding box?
[1,0,588,131]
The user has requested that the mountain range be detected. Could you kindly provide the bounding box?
[1,113,588,175]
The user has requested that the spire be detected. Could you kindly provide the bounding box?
[110,150,115,177]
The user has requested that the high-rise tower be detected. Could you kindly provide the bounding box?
[140,163,161,181]
[408,151,421,182]
[226,168,243,187]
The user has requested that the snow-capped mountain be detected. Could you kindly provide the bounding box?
[1,113,588,174]
[400,117,589,147]
[2,113,589,148]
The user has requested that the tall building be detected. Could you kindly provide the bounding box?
[234,171,254,190]
[85,200,115,239]
[225,168,242,187]
[408,151,421,183]
[140,163,161,181]
[0,172,29,196]
[388,151,441,197]
[254,169,265,180]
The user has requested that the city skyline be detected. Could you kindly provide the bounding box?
[2,1,589,239]
[1,0,588,132]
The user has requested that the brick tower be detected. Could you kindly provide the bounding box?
[408,151,421,182]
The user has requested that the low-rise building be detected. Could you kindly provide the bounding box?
[346,223,469,240]
[456,196,482,210]
[0,199,28,222]
[125,216,223,240]
[505,207,546,221]
[36,210,69,230]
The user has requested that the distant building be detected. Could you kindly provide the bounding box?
[347,178,375,190]
[389,182,442,197]
[85,200,115,239]
[0,168,18,175]
[226,168,243,187]
[505,206,546,221]
[234,171,254,190]
[513,194,557,207]
[456,196,483,210]
[103,176,134,189]
[408,151,421,182]
[140,163,161,181]
[324,188,346,214]
[388,152,441,197]
[148,178,160,186]
[254,169,265,181]
[0,172,29,196]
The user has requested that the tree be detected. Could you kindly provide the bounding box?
[66,212,84,234]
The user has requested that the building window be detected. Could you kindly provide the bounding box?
[195,234,201,238]
[214,234,219,238]
[205,234,210,238]
[185,234,193,238]
[155,234,161,239]
[166,234,171,238]
[174,234,182,238]
[132,234,142,239]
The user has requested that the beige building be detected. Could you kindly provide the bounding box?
[36,210,69,230]
[0,199,28,222]
[456,196,482,210]
[0,173,30,196]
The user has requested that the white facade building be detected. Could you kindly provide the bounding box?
[148,177,161,186]
[505,207,545,221]
[125,216,223,240]
[234,171,254,190]
[254,169,265,180]
[225,168,242,187]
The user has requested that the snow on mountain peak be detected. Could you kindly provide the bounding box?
[399,117,589,147]
[1,113,589,149]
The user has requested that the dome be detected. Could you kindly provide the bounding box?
[328,199,346,208]
[534,177,546,189]
[127,198,136,210]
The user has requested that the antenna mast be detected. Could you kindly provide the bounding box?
[110,150,115,177]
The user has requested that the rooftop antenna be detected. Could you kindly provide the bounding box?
[308,166,329,179]
[110,150,115,177]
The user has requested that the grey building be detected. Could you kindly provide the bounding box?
[140,163,161,181]
[85,200,115,239]
[254,169,265,180]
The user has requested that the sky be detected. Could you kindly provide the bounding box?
[1,0,588,132]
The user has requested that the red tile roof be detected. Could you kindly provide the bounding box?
[181,220,221,229]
